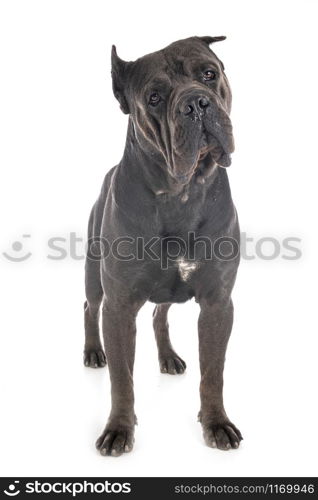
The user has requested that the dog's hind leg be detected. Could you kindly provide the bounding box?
[84,262,106,368]
[83,205,106,368]
[153,303,186,374]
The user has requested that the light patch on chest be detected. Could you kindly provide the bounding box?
[177,257,198,281]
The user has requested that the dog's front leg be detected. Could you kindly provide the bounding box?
[198,297,243,450]
[96,297,143,457]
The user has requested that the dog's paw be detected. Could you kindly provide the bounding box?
[202,420,243,450]
[96,425,135,457]
[159,352,186,374]
[83,347,106,368]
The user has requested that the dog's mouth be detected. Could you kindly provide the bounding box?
[171,133,233,185]
[169,101,234,183]
[197,132,232,169]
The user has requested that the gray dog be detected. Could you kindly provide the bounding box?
[84,36,242,456]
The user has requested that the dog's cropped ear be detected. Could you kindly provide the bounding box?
[197,36,226,70]
[111,45,132,114]
[198,36,226,45]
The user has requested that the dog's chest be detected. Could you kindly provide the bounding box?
[147,256,199,304]
[176,257,198,281]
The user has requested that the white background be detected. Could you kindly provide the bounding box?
[0,0,317,477]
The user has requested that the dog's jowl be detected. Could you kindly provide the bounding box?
[84,36,242,456]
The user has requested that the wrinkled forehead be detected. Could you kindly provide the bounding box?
[128,40,221,95]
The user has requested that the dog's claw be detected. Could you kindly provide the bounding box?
[159,352,186,375]
[83,347,106,368]
[203,421,243,451]
[96,426,135,457]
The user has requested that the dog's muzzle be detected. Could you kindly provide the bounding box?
[170,89,234,181]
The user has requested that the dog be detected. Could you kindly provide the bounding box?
[84,36,242,456]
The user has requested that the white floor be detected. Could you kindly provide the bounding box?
[1,261,317,477]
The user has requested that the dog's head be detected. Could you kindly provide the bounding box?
[111,36,234,183]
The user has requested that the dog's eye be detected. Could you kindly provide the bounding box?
[149,93,161,106]
[203,70,217,81]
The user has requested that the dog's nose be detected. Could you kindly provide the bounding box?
[180,95,210,120]
[198,97,209,109]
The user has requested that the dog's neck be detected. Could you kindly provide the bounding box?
[121,118,222,199]
[114,119,233,234]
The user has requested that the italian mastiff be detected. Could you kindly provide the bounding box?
[84,36,242,456]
